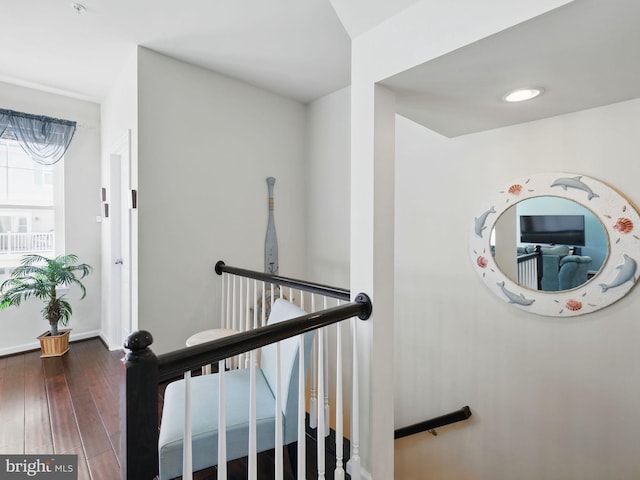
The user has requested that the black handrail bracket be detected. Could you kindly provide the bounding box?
[394,406,472,439]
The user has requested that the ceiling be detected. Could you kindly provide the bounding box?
[3,0,639,138]
[381,0,640,137]
[0,0,353,103]
[328,0,420,38]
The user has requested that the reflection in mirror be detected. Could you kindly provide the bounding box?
[492,197,608,292]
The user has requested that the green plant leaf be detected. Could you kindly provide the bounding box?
[0,253,92,325]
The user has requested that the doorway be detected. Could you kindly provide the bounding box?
[107,131,134,349]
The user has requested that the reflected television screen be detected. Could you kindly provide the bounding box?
[520,214,585,246]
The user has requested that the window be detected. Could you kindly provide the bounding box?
[0,137,63,281]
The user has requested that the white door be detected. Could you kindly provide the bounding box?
[109,131,133,348]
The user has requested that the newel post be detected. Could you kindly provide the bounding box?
[121,330,159,480]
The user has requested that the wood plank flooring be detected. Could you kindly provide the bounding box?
[0,338,123,480]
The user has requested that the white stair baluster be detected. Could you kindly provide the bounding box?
[317,327,326,480]
[221,273,226,329]
[218,360,227,479]
[244,278,251,367]
[323,296,330,435]
[239,277,244,332]
[310,295,318,430]
[230,276,237,369]
[347,316,361,480]
[253,281,260,371]
[225,274,231,330]
[183,371,193,480]
[261,282,266,327]
[275,342,283,479]
[253,280,259,329]
[270,283,275,313]
[248,350,257,479]
[239,278,245,368]
[297,335,306,480]
[334,320,345,480]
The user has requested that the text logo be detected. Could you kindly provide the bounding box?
[0,455,77,479]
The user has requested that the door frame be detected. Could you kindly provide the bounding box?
[104,130,136,349]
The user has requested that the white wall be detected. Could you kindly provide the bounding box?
[0,81,101,355]
[348,1,575,476]
[394,99,640,479]
[306,86,351,286]
[100,49,138,349]
[136,48,308,354]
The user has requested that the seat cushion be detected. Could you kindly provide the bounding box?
[158,368,277,480]
[261,299,308,414]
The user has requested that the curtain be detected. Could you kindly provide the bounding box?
[0,110,9,139]
[0,108,76,165]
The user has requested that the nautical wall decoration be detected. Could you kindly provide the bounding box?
[469,172,640,317]
[264,177,279,275]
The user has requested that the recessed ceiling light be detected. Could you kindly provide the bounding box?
[503,88,544,102]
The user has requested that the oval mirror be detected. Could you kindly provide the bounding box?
[470,172,640,316]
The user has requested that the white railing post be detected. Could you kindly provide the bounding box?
[334,320,345,480]
[274,342,283,479]
[231,276,238,369]
[221,273,227,329]
[309,295,317,430]
[323,297,330,436]
[232,275,237,332]
[297,335,306,480]
[218,360,227,479]
[226,274,232,330]
[347,316,361,480]
[240,278,247,367]
[248,350,257,479]
[183,371,193,480]
[317,327,326,480]
[239,277,244,333]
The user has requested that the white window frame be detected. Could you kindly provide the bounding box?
[0,137,64,271]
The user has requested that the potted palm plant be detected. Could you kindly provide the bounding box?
[0,254,92,357]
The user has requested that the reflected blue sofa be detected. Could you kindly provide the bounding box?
[520,245,592,291]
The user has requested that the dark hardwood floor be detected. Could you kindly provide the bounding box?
[0,337,122,480]
[0,338,349,480]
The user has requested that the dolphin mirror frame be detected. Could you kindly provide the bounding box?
[469,172,640,317]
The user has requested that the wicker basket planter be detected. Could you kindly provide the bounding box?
[37,329,71,358]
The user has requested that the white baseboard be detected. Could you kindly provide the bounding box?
[0,340,40,357]
[0,329,102,357]
[99,332,122,351]
[70,329,102,343]
[346,459,373,480]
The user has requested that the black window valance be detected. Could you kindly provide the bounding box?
[0,108,76,165]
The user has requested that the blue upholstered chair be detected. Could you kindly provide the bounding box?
[158,299,314,480]
[558,255,592,290]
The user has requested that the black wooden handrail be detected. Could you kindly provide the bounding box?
[121,261,372,479]
[394,406,472,439]
[121,298,373,478]
[215,260,350,301]
[157,294,372,382]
